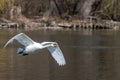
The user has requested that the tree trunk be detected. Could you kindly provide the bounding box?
[70,0,80,15]
[10,5,22,20]
[81,0,96,19]
[90,0,102,16]
[43,0,62,20]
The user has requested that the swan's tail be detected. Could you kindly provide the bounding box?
[17,48,24,54]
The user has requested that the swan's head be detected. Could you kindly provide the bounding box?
[41,42,58,48]
[51,43,58,47]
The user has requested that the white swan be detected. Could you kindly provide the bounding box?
[4,33,66,66]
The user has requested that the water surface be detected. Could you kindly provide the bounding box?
[0,29,120,80]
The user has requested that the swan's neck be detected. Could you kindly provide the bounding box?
[41,44,51,49]
[40,42,55,49]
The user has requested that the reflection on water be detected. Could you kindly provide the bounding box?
[0,29,120,80]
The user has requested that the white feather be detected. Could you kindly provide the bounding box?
[4,33,66,66]
[4,33,35,48]
[47,45,66,66]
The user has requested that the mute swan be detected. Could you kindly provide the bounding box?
[4,33,66,66]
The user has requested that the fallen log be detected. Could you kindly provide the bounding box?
[0,22,19,29]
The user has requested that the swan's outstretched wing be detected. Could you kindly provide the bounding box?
[4,33,35,48]
[47,44,66,66]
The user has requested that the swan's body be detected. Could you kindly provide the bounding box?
[4,33,66,66]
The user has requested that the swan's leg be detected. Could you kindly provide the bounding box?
[22,53,29,56]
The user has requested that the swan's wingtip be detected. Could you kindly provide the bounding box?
[58,62,66,66]
[59,63,66,66]
[3,44,7,48]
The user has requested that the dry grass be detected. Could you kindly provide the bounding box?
[97,0,120,20]
[0,0,14,13]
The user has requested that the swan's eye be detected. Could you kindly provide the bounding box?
[53,43,57,47]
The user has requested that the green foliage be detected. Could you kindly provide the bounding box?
[0,0,14,13]
[0,0,4,12]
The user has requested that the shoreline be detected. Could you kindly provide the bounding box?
[0,17,120,30]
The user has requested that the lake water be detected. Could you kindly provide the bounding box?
[0,29,120,80]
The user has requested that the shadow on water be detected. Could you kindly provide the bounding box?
[1,29,120,80]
